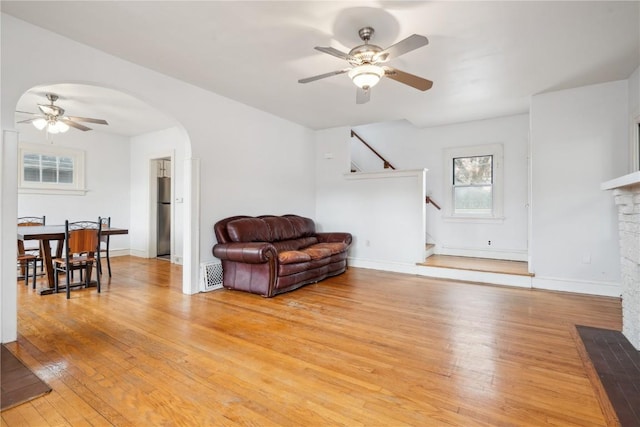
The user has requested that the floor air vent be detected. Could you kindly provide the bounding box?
[201,261,223,292]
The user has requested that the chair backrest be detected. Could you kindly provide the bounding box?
[100,217,111,243]
[18,216,46,227]
[17,216,45,255]
[65,219,101,256]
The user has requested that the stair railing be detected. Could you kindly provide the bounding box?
[350,130,396,170]
[426,196,441,210]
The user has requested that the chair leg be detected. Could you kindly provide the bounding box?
[85,265,91,289]
[22,260,29,286]
[66,265,71,299]
[54,265,59,293]
[96,261,101,293]
[31,259,36,289]
[106,253,112,277]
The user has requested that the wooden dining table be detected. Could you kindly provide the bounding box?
[18,225,129,295]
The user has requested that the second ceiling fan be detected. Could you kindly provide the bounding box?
[299,27,433,104]
[17,93,109,133]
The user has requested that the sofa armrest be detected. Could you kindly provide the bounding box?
[316,232,353,246]
[213,242,278,264]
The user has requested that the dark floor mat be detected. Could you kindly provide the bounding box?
[1,344,51,411]
[576,325,640,427]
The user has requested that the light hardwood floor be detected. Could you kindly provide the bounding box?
[3,256,621,426]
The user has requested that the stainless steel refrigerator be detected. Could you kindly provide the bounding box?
[157,177,171,256]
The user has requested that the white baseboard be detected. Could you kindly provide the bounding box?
[108,249,131,258]
[348,257,419,275]
[128,249,149,258]
[532,276,621,297]
[416,265,533,288]
[438,246,528,262]
[349,258,620,297]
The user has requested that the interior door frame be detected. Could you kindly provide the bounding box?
[148,152,175,261]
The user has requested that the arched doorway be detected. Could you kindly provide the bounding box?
[3,82,197,342]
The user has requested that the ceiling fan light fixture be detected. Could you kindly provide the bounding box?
[348,64,384,89]
[42,119,69,134]
[32,118,47,130]
[53,120,70,133]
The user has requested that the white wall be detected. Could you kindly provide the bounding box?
[352,114,530,261]
[197,105,316,265]
[629,66,640,172]
[129,127,186,262]
[315,127,427,273]
[17,125,131,253]
[629,67,639,119]
[1,14,316,342]
[530,80,628,296]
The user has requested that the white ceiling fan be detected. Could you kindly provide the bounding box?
[16,93,109,133]
[299,27,433,104]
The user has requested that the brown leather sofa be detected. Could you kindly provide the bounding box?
[213,215,352,297]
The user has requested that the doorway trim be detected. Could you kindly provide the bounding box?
[148,153,175,261]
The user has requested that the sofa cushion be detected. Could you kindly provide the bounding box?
[262,216,298,241]
[284,215,316,237]
[227,218,271,242]
[278,250,311,265]
[272,237,319,252]
[301,247,332,260]
[307,242,349,255]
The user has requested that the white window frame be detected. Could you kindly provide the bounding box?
[443,143,504,222]
[18,142,87,195]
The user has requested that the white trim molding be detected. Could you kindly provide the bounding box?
[443,143,504,220]
[532,276,621,297]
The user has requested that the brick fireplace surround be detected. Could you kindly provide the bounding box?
[602,172,640,351]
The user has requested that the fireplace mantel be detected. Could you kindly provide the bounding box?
[601,171,640,191]
[602,171,640,351]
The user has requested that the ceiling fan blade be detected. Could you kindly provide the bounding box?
[383,67,433,91]
[314,46,353,61]
[59,118,91,131]
[38,104,64,116]
[16,110,40,116]
[66,116,109,125]
[374,34,429,62]
[17,118,38,124]
[298,68,350,84]
[356,88,370,104]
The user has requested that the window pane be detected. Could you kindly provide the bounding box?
[58,157,74,183]
[41,155,57,183]
[23,154,40,182]
[454,155,492,185]
[454,186,492,215]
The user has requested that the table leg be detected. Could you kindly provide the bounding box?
[40,239,55,289]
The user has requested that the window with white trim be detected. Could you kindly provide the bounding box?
[18,143,86,195]
[444,144,503,221]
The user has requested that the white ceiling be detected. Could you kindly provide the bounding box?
[3,1,639,134]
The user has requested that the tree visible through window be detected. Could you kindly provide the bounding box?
[453,155,493,215]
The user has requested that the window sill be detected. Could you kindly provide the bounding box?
[443,216,505,224]
[19,187,88,196]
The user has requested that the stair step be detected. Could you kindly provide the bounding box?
[416,255,533,289]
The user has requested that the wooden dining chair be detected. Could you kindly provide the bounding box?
[17,215,46,275]
[99,216,112,277]
[17,241,37,289]
[53,219,102,299]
